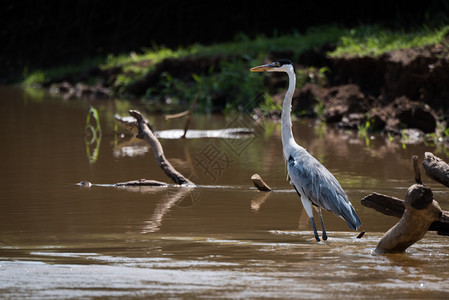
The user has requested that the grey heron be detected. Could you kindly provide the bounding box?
[250,59,361,241]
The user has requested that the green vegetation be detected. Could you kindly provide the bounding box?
[22,24,449,113]
[329,25,449,57]
[358,119,373,146]
[84,107,102,163]
[23,57,106,86]
[424,122,449,147]
[259,92,282,115]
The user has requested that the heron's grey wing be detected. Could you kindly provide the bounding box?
[287,149,361,229]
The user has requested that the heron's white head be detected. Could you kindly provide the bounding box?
[250,59,294,73]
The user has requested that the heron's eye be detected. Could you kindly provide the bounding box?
[275,62,280,67]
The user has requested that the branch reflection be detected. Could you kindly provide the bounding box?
[142,187,196,233]
[251,192,271,212]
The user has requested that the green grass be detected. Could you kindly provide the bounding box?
[96,25,347,99]
[102,46,191,74]
[329,25,449,57]
[100,25,346,70]
[190,26,345,58]
[98,24,449,71]
[23,57,106,86]
[21,23,449,111]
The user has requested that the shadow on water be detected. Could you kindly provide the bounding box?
[1,86,449,299]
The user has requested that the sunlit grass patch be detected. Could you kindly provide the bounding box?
[22,57,106,86]
[102,46,190,69]
[99,25,346,72]
[21,23,449,109]
[190,25,345,59]
[329,25,449,57]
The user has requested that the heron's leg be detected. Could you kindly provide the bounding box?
[317,209,328,241]
[299,196,320,242]
[310,217,320,242]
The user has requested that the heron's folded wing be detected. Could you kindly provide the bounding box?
[287,151,349,215]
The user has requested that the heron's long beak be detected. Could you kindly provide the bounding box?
[250,62,276,72]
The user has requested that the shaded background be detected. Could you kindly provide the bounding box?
[1,0,449,82]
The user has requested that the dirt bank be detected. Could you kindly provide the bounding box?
[278,39,449,135]
[47,39,449,136]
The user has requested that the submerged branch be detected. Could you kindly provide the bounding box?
[116,179,168,186]
[374,184,442,253]
[362,192,449,236]
[361,154,449,255]
[129,110,194,186]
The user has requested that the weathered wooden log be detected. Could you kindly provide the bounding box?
[430,212,449,235]
[375,184,442,253]
[422,152,449,188]
[361,192,449,235]
[129,110,194,186]
[116,179,167,186]
[361,193,405,218]
[251,174,272,191]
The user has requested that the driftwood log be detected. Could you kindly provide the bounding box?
[361,153,449,253]
[82,111,195,187]
[116,179,167,186]
[129,110,194,186]
[251,174,272,191]
[361,193,449,235]
[374,185,442,253]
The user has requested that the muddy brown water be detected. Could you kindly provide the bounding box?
[1,86,449,299]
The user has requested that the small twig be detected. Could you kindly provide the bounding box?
[164,96,199,138]
[182,96,198,138]
[165,111,190,119]
[413,155,422,184]
[356,230,366,239]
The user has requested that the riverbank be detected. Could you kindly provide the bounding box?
[22,25,449,142]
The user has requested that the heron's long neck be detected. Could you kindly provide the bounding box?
[281,68,297,160]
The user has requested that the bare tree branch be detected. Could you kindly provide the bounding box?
[129,110,194,186]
